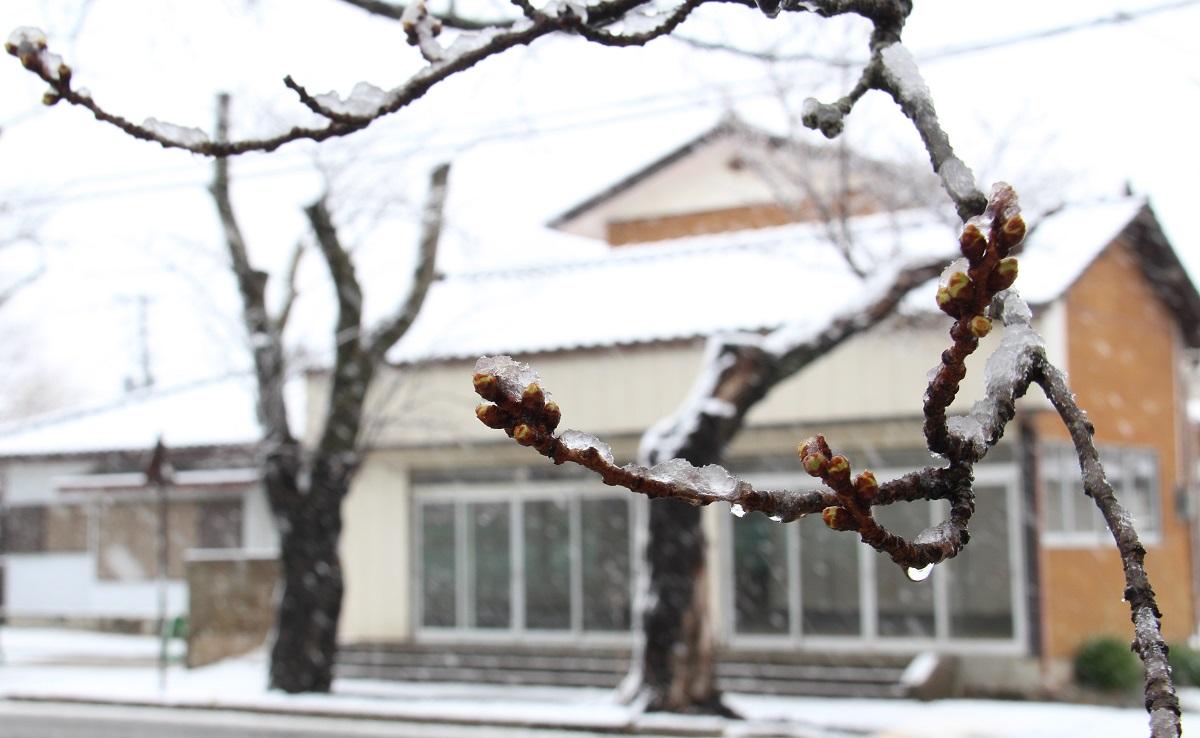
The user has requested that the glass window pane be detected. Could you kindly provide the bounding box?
[1068,475,1099,534]
[799,516,860,636]
[469,502,510,629]
[421,504,456,627]
[732,514,789,634]
[581,498,631,631]
[947,485,1013,638]
[875,501,936,638]
[524,499,571,629]
[1041,449,1065,533]
[1128,452,1159,535]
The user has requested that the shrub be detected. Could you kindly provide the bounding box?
[1169,643,1200,687]
[1074,637,1141,692]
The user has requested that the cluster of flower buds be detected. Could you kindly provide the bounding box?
[934,183,1026,337]
[474,372,561,452]
[798,434,878,533]
[5,27,71,93]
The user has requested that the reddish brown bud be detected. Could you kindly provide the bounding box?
[41,91,59,106]
[969,315,992,338]
[999,215,1026,251]
[798,435,832,460]
[3,42,16,56]
[802,452,829,477]
[543,401,561,432]
[827,454,851,483]
[513,424,538,446]
[473,372,502,402]
[989,257,1019,292]
[935,287,955,314]
[822,506,856,531]
[853,470,879,501]
[959,224,986,262]
[945,271,972,301]
[57,63,71,84]
[521,382,545,410]
[475,404,510,430]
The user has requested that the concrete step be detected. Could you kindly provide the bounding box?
[337,642,912,698]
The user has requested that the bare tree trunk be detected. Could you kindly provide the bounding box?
[267,458,348,693]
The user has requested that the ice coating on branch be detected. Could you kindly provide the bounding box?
[642,458,739,500]
[142,118,211,146]
[939,257,969,287]
[879,43,929,105]
[313,82,389,117]
[946,414,986,453]
[938,159,979,206]
[559,429,614,464]
[474,355,546,401]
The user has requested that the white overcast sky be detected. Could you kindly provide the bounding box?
[0,0,1197,414]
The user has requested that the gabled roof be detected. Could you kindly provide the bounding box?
[0,374,268,459]
[388,197,1187,365]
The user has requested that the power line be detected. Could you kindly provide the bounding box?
[919,0,1200,61]
[4,0,1197,210]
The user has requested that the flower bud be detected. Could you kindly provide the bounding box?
[959,224,986,262]
[853,471,878,501]
[827,454,851,483]
[945,271,972,301]
[513,424,538,446]
[969,315,992,338]
[822,506,856,531]
[935,287,957,317]
[999,215,1026,252]
[543,401,561,432]
[3,42,17,56]
[41,91,59,106]
[521,382,545,410]
[989,257,1019,292]
[475,403,510,430]
[472,372,502,402]
[802,452,829,477]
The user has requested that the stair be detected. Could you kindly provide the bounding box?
[337,642,911,698]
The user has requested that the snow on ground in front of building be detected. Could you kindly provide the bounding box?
[0,627,1195,737]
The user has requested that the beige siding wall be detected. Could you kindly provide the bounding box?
[339,451,413,642]
[333,310,1063,642]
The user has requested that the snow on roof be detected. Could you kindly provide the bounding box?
[0,374,279,458]
[388,197,1149,364]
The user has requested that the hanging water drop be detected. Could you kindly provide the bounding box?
[730,503,746,518]
[769,515,782,523]
[906,563,934,582]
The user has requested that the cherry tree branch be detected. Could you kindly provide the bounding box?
[366,162,449,361]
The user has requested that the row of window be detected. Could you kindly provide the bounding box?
[1,499,243,580]
[1041,445,1160,541]
[419,495,633,632]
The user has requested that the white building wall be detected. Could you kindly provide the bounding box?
[3,459,92,504]
[5,553,187,619]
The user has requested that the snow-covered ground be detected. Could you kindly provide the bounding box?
[0,627,1194,738]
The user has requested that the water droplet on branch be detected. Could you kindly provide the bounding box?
[730,503,746,518]
[906,564,934,582]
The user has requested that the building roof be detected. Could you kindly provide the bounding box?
[0,374,269,459]
[388,196,1179,364]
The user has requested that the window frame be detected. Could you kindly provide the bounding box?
[1041,443,1162,548]
[412,476,639,645]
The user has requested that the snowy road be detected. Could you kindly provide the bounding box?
[0,701,705,738]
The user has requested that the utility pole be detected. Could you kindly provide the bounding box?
[146,438,173,691]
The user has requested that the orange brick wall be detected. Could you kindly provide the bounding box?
[1032,239,1194,659]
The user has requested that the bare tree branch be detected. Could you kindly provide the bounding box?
[209,93,293,445]
[274,238,308,334]
[367,162,448,360]
[337,0,518,29]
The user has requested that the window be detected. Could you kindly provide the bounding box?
[416,488,633,635]
[1042,445,1160,544]
[728,466,1021,645]
[97,498,245,581]
[2,505,88,554]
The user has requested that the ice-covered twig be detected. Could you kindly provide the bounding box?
[1035,355,1181,737]
[474,356,974,569]
[337,0,520,30]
